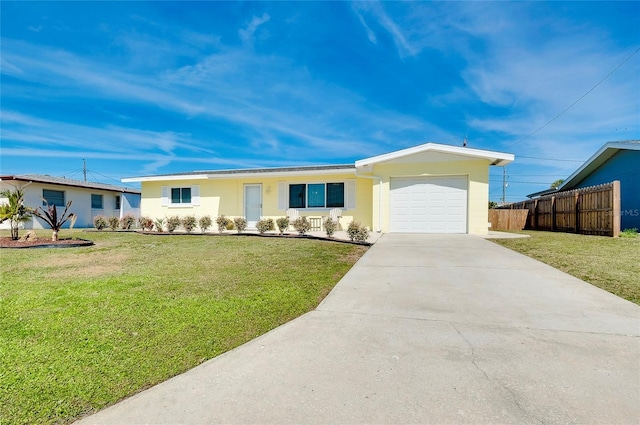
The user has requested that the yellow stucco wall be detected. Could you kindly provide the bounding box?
[367,159,490,235]
[140,174,373,230]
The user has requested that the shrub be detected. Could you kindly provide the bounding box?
[226,220,235,230]
[347,221,370,243]
[256,218,274,234]
[276,217,289,235]
[138,216,154,231]
[182,215,197,233]
[621,228,638,238]
[216,215,230,233]
[324,217,338,238]
[292,216,311,235]
[166,215,181,233]
[233,217,248,233]
[120,214,136,230]
[198,215,212,233]
[154,218,165,232]
[93,215,108,231]
[107,216,120,231]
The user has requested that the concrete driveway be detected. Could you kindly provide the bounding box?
[77,234,639,425]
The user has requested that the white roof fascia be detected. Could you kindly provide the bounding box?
[121,174,209,183]
[355,142,514,167]
[557,140,640,190]
[205,168,354,179]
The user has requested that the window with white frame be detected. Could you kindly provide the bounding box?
[288,182,345,209]
[91,194,103,209]
[42,189,65,207]
[161,185,200,207]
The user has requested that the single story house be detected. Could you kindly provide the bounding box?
[552,140,639,230]
[122,143,514,235]
[0,174,141,229]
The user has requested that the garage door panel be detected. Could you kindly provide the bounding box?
[390,176,467,233]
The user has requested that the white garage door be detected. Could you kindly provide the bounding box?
[390,176,468,233]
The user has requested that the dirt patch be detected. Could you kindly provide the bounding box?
[0,237,94,249]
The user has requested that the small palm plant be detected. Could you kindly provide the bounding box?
[31,199,77,241]
[0,188,32,240]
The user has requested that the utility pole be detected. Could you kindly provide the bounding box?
[83,159,87,182]
[502,167,507,205]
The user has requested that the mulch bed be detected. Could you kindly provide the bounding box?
[0,237,94,249]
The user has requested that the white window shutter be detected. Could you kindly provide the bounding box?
[161,186,169,206]
[346,179,356,209]
[191,185,200,206]
[278,182,287,210]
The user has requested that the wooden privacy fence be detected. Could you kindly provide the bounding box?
[501,180,620,237]
[488,209,529,231]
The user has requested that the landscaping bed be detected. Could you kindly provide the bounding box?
[0,237,94,249]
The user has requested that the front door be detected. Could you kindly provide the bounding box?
[244,184,262,228]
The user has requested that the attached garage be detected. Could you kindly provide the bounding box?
[390,176,467,233]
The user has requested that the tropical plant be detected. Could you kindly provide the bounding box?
[93,215,108,231]
[198,215,212,233]
[292,216,311,235]
[138,216,154,231]
[276,217,289,235]
[154,217,165,232]
[182,215,197,233]
[233,217,247,233]
[166,215,181,232]
[31,199,77,241]
[347,221,370,243]
[255,218,274,234]
[120,214,136,230]
[107,216,120,231]
[0,188,32,240]
[550,179,565,189]
[216,215,230,233]
[324,217,338,238]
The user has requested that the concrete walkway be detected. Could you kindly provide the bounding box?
[77,234,639,424]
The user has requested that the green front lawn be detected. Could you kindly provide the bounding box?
[492,231,640,305]
[0,230,367,425]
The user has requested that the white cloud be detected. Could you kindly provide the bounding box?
[239,13,270,47]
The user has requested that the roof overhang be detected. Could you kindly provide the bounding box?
[557,140,640,190]
[1,175,140,194]
[355,142,514,171]
[121,165,356,183]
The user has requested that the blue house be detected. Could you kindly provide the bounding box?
[556,140,639,231]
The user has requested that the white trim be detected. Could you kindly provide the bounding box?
[558,140,640,190]
[355,142,514,168]
[122,174,209,183]
[122,168,353,183]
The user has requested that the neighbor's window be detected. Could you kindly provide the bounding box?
[91,194,103,209]
[115,195,121,210]
[288,183,344,209]
[171,187,191,204]
[42,189,65,207]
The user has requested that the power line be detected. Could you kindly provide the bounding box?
[508,46,640,147]
[517,155,584,162]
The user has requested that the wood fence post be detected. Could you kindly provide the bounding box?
[551,195,556,232]
[574,191,580,234]
[533,199,538,230]
[612,180,621,237]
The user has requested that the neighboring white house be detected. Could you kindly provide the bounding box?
[0,174,141,229]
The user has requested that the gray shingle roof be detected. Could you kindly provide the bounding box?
[0,174,140,194]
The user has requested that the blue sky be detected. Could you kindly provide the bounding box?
[1,1,638,202]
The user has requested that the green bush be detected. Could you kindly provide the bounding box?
[256,218,274,234]
[292,216,311,235]
[93,215,108,231]
[166,215,181,233]
[154,218,165,232]
[347,221,369,243]
[138,216,154,231]
[182,215,197,233]
[621,228,638,238]
[120,214,136,230]
[107,216,120,231]
[276,217,289,235]
[233,217,248,233]
[324,217,338,237]
[216,215,230,233]
[198,215,212,233]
